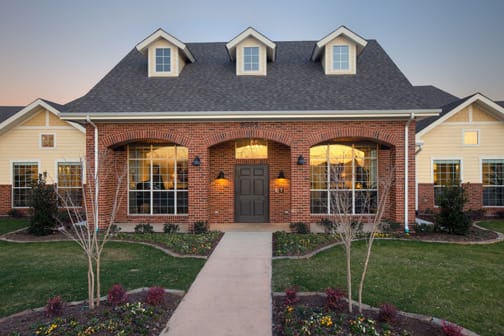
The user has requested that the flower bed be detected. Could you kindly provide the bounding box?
[116,231,223,256]
[273,232,340,256]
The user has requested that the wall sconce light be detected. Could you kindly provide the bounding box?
[192,156,201,166]
[297,155,305,165]
[277,170,286,179]
[216,171,225,180]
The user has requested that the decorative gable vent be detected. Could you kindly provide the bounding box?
[136,29,195,78]
[311,26,367,75]
[226,27,276,76]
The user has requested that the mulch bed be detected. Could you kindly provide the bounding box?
[405,225,497,242]
[2,229,69,241]
[0,291,182,336]
[272,295,445,336]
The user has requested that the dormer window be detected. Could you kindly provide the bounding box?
[155,48,171,72]
[244,47,260,72]
[312,26,367,76]
[332,45,349,71]
[226,27,276,77]
[136,28,194,78]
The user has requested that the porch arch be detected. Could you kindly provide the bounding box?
[205,128,293,148]
[307,127,399,147]
[102,129,192,148]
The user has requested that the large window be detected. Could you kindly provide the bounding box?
[235,139,268,159]
[433,159,461,205]
[57,162,82,207]
[482,159,504,206]
[333,45,349,70]
[243,47,259,72]
[155,48,171,72]
[128,144,188,215]
[12,162,38,207]
[310,143,377,214]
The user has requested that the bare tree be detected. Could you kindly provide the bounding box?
[56,151,126,309]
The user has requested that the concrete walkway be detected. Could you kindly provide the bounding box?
[162,232,272,336]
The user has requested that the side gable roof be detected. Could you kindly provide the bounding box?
[0,106,23,123]
[414,85,459,132]
[0,98,85,134]
[136,28,195,63]
[497,101,504,108]
[311,26,368,61]
[226,27,276,61]
[416,93,504,136]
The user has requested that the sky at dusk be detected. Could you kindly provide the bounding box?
[0,0,503,106]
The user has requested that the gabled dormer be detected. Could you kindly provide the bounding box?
[311,26,367,75]
[226,27,276,76]
[136,29,195,78]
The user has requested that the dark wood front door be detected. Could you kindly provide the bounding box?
[235,165,269,223]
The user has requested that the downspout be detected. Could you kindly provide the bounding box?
[87,115,99,232]
[404,113,415,233]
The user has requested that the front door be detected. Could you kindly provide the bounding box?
[235,165,269,223]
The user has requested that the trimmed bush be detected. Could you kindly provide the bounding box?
[163,223,179,233]
[193,221,208,234]
[289,222,310,234]
[435,182,472,235]
[284,287,299,305]
[134,223,154,234]
[46,295,64,317]
[7,208,23,218]
[146,286,166,306]
[325,287,346,312]
[318,218,337,233]
[28,174,58,236]
[378,303,397,323]
[107,284,128,306]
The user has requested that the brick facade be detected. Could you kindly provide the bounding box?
[0,184,11,215]
[88,119,416,229]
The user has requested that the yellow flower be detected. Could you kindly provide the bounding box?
[286,305,294,313]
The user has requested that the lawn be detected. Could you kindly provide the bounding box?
[272,221,504,336]
[478,219,504,234]
[0,240,205,318]
[0,218,28,235]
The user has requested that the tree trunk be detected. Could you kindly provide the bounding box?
[358,238,375,313]
[345,243,353,313]
[95,255,101,307]
[87,256,95,310]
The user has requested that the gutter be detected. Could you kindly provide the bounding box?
[404,113,415,233]
[87,115,99,232]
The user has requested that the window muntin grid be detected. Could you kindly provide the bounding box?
[433,160,461,206]
[12,162,38,207]
[155,48,171,72]
[333,45,349,70]
[57,162,82,207]
[243,47,259,72]
[482,159,504,206]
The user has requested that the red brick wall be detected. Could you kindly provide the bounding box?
[0,185,11,216]
[90,119,414,229]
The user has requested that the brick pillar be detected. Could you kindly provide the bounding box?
[0,185,12,216]
[189,146,209,230]
[290,143,310,224]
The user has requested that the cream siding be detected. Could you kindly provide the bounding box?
[324,36,357,75]
[417,104,504,184]
[473,104,499,122]
[21,108,47,126]
[148,39,181,78]
[0,109,85,185]
[235,37,267,76]
[446,106,470,122]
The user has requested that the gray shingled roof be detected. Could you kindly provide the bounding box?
[64,40,432,113]
[0,106,23,123]
[497,101,504,108]
[413,85,459,132]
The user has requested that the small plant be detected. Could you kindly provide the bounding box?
[46,295,64,317]
[289,222,310,234]
[378,303,397,323]
[7,208,23,218]
[107,284,128,306]
[413,222,434,233]
[28,173,59,236]
[284,287,299,305]
[146,286,166,306]
[381,219,401,232]
[318,218,337,233]
[134,223,154,234]
[110,224,121,235]
[325,287,346,312]
[435,182,472,235]
[441,320,463,336]
[163,223,179,233]
[193,221,208,234]
[349,316,380,336]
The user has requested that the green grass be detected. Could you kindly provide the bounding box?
[0,240,205,318]
[0,218,29,235]
[478,220,504,234]
[273,231,340,256]
[273,221,504,336]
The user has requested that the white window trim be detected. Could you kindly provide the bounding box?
[154,47,172,74]
[56,160,83,208]
[242,46,261,73]
[480,157,504,208]
[40,133,56,149]
[462,129,479,146]
[431,157,463,207]
[11,160,40,208]
[332,44,350,71]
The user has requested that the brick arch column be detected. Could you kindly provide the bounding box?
[101,129,192,148]
[306,127,400,148]
[205,128,293,148]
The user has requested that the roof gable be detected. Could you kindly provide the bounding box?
[226,27,276,61]
[311,26,367,61]
[136,28,195,63]
[417,93,504,137]
[0,106,23,124]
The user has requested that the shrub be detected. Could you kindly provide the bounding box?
[413,222,434,233]
[381,219,401,232]
[28,174,59,236]
[289,222,310,234]
[110,224,121,235]
[442,321,464,336]
[7,208,23,218]
[107,284,128,306]
[193,221,208,234]
[318,218,337,233]
[134,223,154,234]
[46,295,64,317]
[497,210,504,219]
[325,287,346,312]
[146,286,166,306]
[284,287,299,305]
[435,182,472,235]
[163,223,179,233]
[378,303,397,323]
[468,208,486,221]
